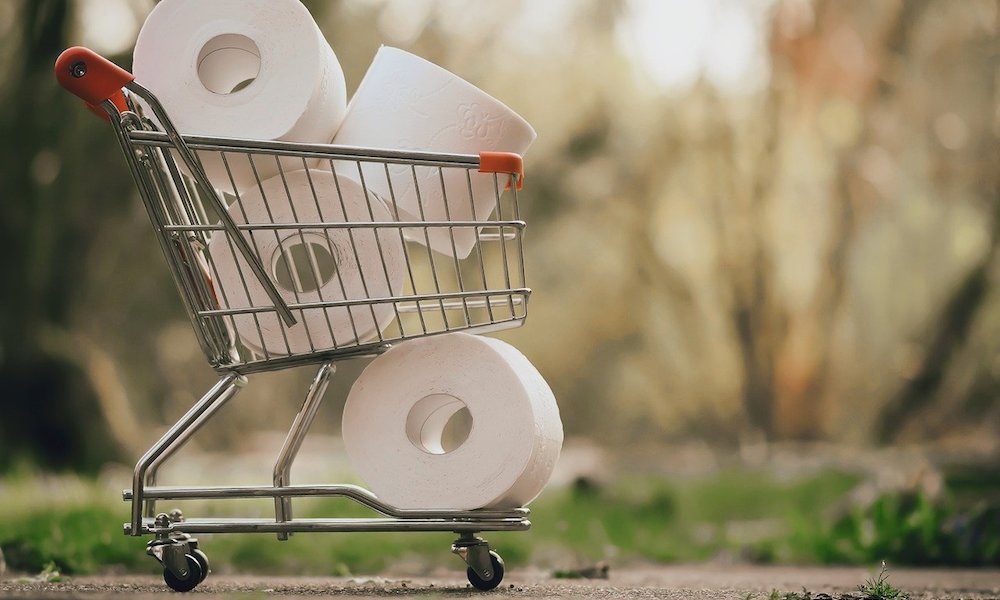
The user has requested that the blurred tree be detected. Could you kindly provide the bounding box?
[873,0,1000,442]
[0,0,134,472]
[705,0,999,442]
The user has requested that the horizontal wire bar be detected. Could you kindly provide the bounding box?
[127,130,487,169]
[165,220,526,231]
[125,484,526,519]
[127,517,530,535]
[211,320,527,375]
[196,289,531,317]
[395,296,524,313]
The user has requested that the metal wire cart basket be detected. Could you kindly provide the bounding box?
[55,47,532,592]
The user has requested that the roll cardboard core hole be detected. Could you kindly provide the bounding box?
[406,394,473,455]
[197,34,261,95]
[272,234,338,294]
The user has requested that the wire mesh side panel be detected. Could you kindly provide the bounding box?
[133,140,528,372]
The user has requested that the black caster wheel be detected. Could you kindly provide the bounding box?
[467,551,504,591]
[163,554,203,593]
[191,549,210,583]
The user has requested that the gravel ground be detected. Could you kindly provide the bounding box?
[2,566,999,599]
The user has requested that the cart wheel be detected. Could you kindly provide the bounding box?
[191,549,210,583]
[163,554,203,593]
[466,551,504,591]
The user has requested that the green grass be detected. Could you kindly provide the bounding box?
[858,562,909,600]
[1,466,997,576]
[746,564,910,600]
[789,489,1000,566]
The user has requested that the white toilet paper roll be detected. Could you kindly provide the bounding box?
[332,47,536,259]
[342,333,563,510]
[208,169,405,356]
[133,0,347,194]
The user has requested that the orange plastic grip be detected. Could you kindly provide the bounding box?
[479,151,525,191]
[55,47,134,117]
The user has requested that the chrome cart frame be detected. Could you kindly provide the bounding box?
[55,47,531,592]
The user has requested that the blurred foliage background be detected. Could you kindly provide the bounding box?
[2,0,997,465]
[0,0,999,573]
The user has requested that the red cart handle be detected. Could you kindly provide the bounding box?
[55,46,133,121]
[479,151,525,191]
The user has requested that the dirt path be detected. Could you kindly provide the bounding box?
[2,566,999,599]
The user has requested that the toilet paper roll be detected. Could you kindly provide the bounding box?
[133,0,347,194]
[332,47,536,258]
[208,169,404,356]
[342,333,563,510]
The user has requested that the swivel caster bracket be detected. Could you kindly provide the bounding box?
[146,511,210,592]
[452,533,505,591]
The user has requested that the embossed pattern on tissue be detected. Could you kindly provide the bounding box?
[457,103,506,140]
[386,83,429,118]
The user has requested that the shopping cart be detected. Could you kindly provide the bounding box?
[55,47,532,592]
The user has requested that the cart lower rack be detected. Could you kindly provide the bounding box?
[56,47,533,592]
